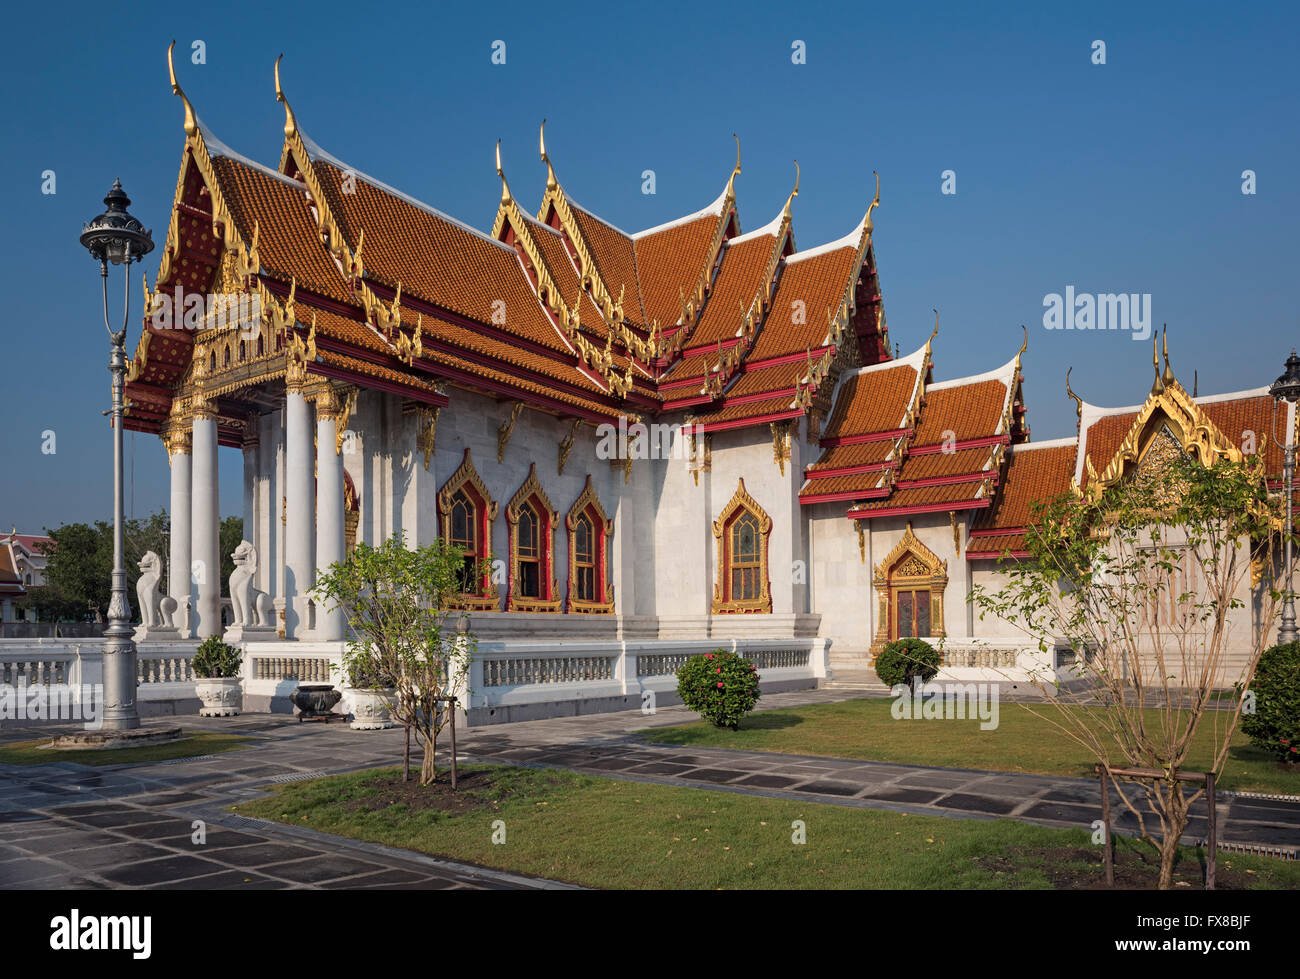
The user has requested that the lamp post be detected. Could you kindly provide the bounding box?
[80,180,154,730]
[1269,350,1300,645]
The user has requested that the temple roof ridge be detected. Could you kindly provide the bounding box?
[200,123,306,191]
[727,206,784,245]
[299,130,515,254]
[1011,435,1078,451]
[630,182,733,240]
[926,346,1021,393]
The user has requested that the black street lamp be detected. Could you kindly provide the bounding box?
[80,179,154,729]
[1269,350,1300,645]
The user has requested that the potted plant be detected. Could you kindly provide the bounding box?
[340,651,398,731]
[192,635,243,717]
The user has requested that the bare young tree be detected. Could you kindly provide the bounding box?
[972,451,1289,888]
[314,534,477,786]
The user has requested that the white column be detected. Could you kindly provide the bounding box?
[167,435,192,636]
[285,385,315,638]
[316,391,347,641]
[191,411,221,638]
[257,411,276,598]
[242,426,258,566]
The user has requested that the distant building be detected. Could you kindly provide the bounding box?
[0,529,52,622]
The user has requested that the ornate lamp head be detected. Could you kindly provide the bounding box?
[1270,350,1300,404]
[80,179,154,265]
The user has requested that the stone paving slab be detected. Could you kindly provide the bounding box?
[2,686,1296,890]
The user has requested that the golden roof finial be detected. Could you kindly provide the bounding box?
[1015,323,1028,359]
[274,54,298,139]
[863,170,881,235]
[1065,367,1083,423]
[495,140,512,205]
[725,134,742,199]
[782,160,800,220]
[167,40,198,137]
[1161,323,1174,384]
[1150,331,1164,395]
[929,309,939,345]
[539,118,557,193]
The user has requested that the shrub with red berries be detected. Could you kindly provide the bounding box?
[676,648,762,730]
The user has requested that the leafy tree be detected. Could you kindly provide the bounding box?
[15,584,87,623]
[313,534,476,786]
[36,510,240,620]
[971,452,1288,889]
[219,516,244,597]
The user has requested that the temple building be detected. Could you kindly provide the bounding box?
[120,52,1292,717]
[0,530,53,624]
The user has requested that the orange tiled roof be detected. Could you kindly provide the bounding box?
[750,246,858,361]
[568,204,647,326]
[688,234,777,350]
[970,441,1077,536]
[634,213,725,332]
[209,155,352,303]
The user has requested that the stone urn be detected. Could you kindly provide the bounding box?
[196,676,243,717]
[291,683,343,721]
[347,687,396,731]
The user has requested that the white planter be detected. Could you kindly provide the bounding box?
[348,687,396,730]
[196,676,243,717]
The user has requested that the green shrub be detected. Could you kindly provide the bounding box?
[875,637,941,688]
[1242,641,1300,762]
[192,635,242,679]
[676,648,761,730]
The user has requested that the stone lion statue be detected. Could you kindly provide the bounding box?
[229,540,274,628]
[136,551,171,629]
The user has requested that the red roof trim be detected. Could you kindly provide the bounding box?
[820,428,910,449]
[848,498,992,519]
[907,434,1011,456]
[804,461,896,481]
[966,549,1030,560]
[690,407,804,434]
[799,486,891,505]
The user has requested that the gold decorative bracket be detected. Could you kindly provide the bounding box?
[497,402,525,463]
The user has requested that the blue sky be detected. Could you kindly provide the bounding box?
[1,0,1296,532]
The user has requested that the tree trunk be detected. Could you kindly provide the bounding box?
[1157,784,1189,890]
[419,728,438,786]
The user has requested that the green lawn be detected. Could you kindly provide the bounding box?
[0,731,255,767]
[237,764,1300,889]
[642,698,1298,795]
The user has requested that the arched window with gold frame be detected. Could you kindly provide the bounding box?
[712,478,773,613]
[870,522,948,659]
[436,448,500,611]
[506,463,561,612]
[566,474,614,613]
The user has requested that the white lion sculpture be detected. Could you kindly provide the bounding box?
[135,551,175,629]
[229,540,274,628]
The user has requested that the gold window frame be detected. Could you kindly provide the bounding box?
[712,478,773,614]
[870,522,947,659]
[565,474,615,614]
[505,463,561,613]
[437,448,500,611]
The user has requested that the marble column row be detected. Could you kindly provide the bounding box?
[166,381,348,642]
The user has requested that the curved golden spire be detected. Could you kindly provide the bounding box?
[539,118,557,193]
[1011,324,1028,377]
[495,140,512,204]
[781,160,800,220]
[167,40,198,137]
[1161,323,1173,384]
[1150,332,1164,395]
[725,133,742,199]
[275,54,298,139]
[1065,367,1083,422]
[863,170,881,234]
[929,309,939,344]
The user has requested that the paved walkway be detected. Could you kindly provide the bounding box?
[2,688,1296,888]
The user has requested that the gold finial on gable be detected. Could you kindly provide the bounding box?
[167,41,198,137]
[274,54,298,139]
